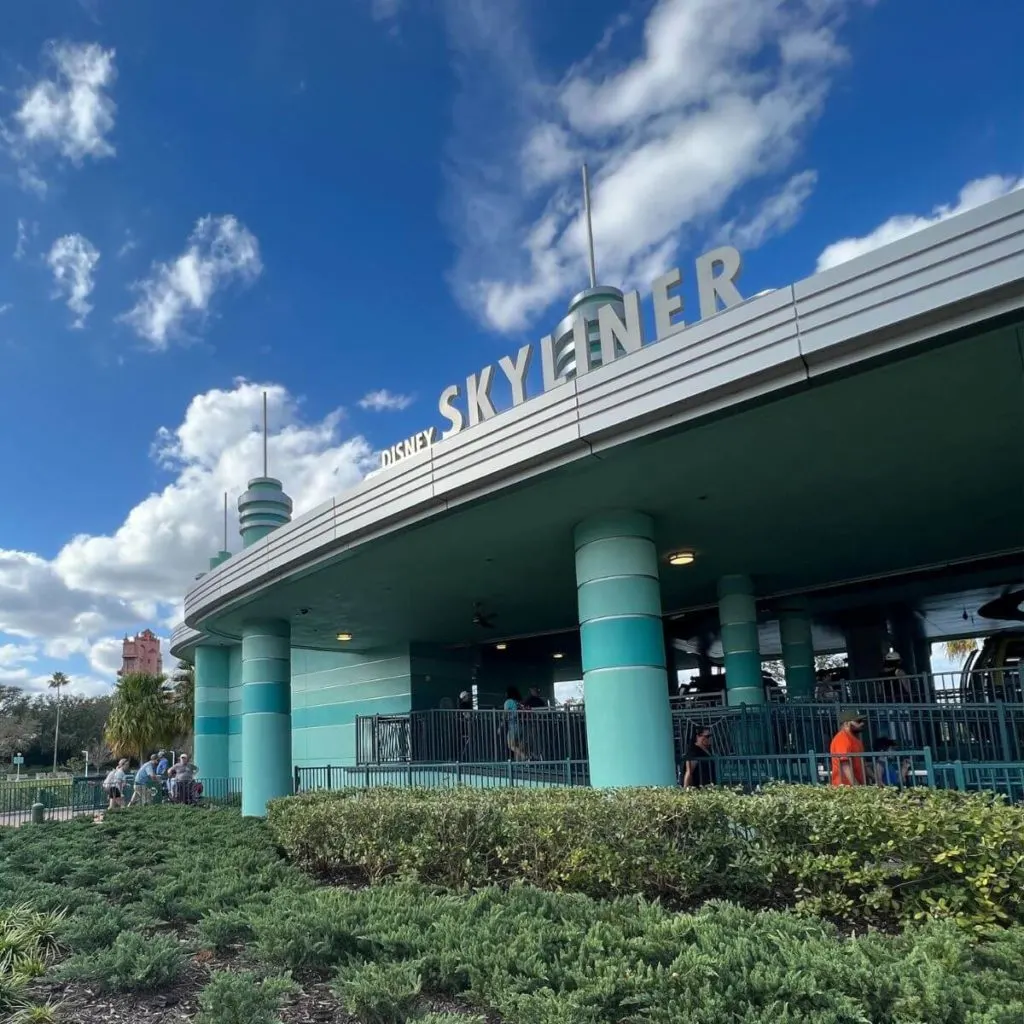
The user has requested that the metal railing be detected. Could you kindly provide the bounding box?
[0,776,242,826]
[294,751,1024,800]
[295,760,590,791]
[356,699,1024,766]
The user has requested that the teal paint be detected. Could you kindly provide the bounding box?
[778,602,815,700]
[718,575,764,706]
[209,550,231,570]
[291,646,412,768]
[241,620,292,817]
[193,645,229,780]
[237,476,292,548]
[574,511,675,788]
[227,645,243,776]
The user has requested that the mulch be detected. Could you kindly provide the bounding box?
[31,950,501,1023]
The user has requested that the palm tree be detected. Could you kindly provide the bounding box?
[943,638,978,663]
[104,672,177,764]
[171,661,195,745]
[48,671,69,774]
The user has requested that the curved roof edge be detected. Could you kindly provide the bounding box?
[183,190,1024,640]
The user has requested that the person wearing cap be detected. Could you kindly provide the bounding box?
[830,710,867,786]
[457,690,473,760]
[880,651,913,702]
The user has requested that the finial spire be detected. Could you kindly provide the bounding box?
[581,163,597,289]
[262,390,268,477]
[223,491,228,551]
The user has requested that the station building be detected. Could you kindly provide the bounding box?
[171,190,1024,816]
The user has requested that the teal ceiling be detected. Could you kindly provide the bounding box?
[204,321,1024,653]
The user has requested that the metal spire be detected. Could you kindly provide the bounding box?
[581,163,597,289]
[223,491,228,551]
[262,390,268,477]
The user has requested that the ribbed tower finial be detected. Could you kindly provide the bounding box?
[237,391,292,548]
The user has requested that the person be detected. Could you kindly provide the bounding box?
[880,651,913,702]
[522,687,547,709]
[873,736,910,787]
[168,754,199,804]
[830,711,867,786]
[457,690,474,759]
[503,686,529,761]
[101,758,130,810]
[129,754,161,806]
[156,750,170,776]
[682,726,716,788]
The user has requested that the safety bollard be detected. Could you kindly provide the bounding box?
[31,790,45,824]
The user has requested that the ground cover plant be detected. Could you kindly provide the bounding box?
[268,784,1024,931]
[0,790,1018,1022]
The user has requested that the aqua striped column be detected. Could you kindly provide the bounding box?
[718,575,764,705]
[241,619,292,817]
[574,511,676,788]
[193,645,229,782]
[779,602,815,700]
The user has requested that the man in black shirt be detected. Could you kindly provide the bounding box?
[682,726,716,788]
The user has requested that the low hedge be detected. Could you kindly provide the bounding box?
[268,784,1024,930]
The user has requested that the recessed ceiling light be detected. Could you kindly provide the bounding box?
[336,632,353,642]
[667,550,696,566]
[553,652,564,660]
[495,643,507,650]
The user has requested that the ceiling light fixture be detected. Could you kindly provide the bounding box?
[667,550,696,566]
[495,643,507,650]
[336,632,353,642]
[553,652,565,660]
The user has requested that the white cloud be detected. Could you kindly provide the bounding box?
[0,379,374,692]
[47,233,100,328]
[14,41,117,163]
[120,215,262,350]
[719,170,818,249]
[0,303,11,315]
[445,0,857,332]
[56,378,375,606]
[13,219,35,260]
[370,0,402,20]
[359,389,414,412]
[816,174,1024,272]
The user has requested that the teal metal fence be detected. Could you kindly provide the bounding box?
[0,776,242,826]
[299,751,1024,800]
[355,701,1024,766]
[295,760,590,791]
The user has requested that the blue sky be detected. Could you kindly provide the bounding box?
[0,0,1020,694]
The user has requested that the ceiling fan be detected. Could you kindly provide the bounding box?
[472,602,497,630]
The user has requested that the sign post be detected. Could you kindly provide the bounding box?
[13,754,24,781]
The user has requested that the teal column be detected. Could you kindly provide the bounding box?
[238,477,292,548]
[193,645,229,781]
[241,619,292,817]
[718,575,764,705]
[779,602,815,700]
[574,511,676,788]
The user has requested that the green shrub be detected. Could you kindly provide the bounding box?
[197,909,255,952]
[268,785,1024,929]
[196,970,297,1024]
[333,960,423,1024]
[56,931,184,992]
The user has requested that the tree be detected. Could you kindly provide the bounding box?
[48,671,69,774]
[105,672,177,763]
[943,638,978,663]
[171,661,195,742]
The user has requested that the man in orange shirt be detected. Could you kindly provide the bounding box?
[830,710,867,786]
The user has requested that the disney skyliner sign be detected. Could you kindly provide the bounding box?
[379,245,746,468]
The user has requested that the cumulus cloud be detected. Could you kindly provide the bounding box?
[3,42,116,193]
[120,215,262,350]
[47,233,100,327]
[0,379,374,690]
[57,378,375,606]
[445,0,858,332]
[359,389,414,412]
[815,174,1024,271]
[0,303,11,315]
